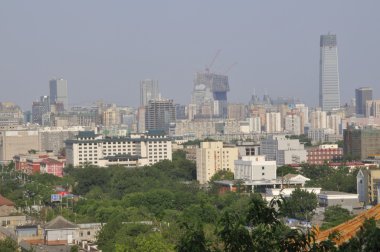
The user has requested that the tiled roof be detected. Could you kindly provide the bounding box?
[44,216,78,230]
[0,194,15,206]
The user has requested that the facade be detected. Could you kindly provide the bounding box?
[65,131,172,167]
[344,126,380,160]
[145,99,175,134]
[318,191,360,211]
[191,70,230,118]
[49,78,68,110]
[140,79,159,106]
[310,109,327,129]
[0,102,23,126]
[319,33,340,111]
[32,96,50,125]
[234,155,277,181]
[14,152,65,176]
[265,112,282,133]
[366,100,380,118]
[307,144,343,165]
[196,141,238,184]
[260,135,307,165]
[0,129,40,161]
[284,114,302,135]
[357,168,380,205]
[43,216,78,245]
[356,87,373,116]
[227,103,246,120]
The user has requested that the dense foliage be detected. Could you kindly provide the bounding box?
[0,150,377,251]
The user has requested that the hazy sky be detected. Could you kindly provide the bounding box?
[1,1,379,110]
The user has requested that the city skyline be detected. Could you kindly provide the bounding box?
[1,1,380,110]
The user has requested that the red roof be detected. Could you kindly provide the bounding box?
[41,158,64,165]
[0,195,15,207]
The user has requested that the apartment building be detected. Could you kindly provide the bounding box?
[65,131,172,167]
[196,141,238,184]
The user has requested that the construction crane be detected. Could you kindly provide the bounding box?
[206,49,222,72]
[224,62,238,74]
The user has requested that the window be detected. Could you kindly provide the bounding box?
[262,166,265,170]
[87,231,91,235]
[262,173,265,176]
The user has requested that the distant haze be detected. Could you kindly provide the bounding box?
[1,1,379,110]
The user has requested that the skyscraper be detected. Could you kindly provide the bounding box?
[191,70,230,118]
[140,79,159,106]
[355,87,373,116]
[145,99,175,133]
[319,34,340,112]
[49,78,68,110]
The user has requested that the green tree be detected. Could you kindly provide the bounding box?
[218,211,253,252]
[322,205,352,230]
[281,188,318,221]
[176,222,209,252]
[0,237,18,252]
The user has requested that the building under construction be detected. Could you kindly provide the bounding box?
[191,69,230,119]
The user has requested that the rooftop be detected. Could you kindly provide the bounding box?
[44,216,78,230]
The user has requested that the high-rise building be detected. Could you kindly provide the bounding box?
[140,79,159,106]
[366,100,380,118]
[355,87,373,117]
[145,99,175,133]
[319,34,340,112]
[49,78,68,110]
[32,96,50,125]
[191,70,230,118]
[343,126,380,160]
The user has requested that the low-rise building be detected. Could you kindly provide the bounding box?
[307,144,343,165]
[318,191,360,211]
[234,156,276,181]
[65,131,172,167]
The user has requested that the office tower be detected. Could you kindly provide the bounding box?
[49,78,68,110]
[319,34,340,111]
[356,87,373,116]
[191,70,230,118]
[145,99,175,133]
[140,79,159,106]
[32,96,50,125]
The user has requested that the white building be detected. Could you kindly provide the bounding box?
[310,109,327,129]
[327,114,342,135]
[284,114,301,135]
[196,141,239,184]
[319,34,340,112]
[260,135,307,165]
[248,117,261,133]
[65,131,172,167]
[234,156,276,181]
[265,112,282,133]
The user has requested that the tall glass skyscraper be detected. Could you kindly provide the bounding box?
[319,34,340,111]
[140,79,160,106]
[49,78,68,111]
